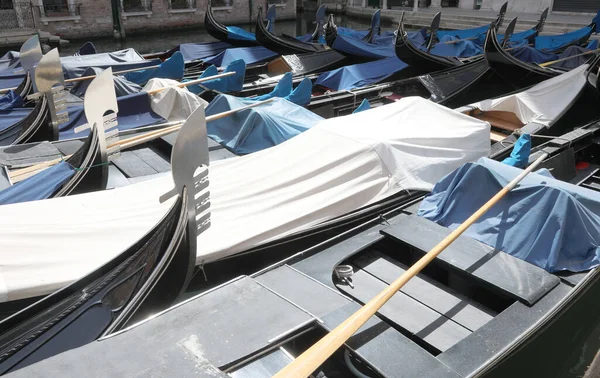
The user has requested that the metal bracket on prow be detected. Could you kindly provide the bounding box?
[34,48,69,141]
[18,34,42,91]
[75,68,120,162]
[159,104,211,258]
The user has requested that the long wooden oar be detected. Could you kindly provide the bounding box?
[145,71,235,95]
[539,48,600,67]
[114,98,274,150]
[442,36,478,44]
[272,152,549,378]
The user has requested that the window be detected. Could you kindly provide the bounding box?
[122,0,152,12]
[169,0,196,10]
[40,0,80,16]
[211,0,232,8]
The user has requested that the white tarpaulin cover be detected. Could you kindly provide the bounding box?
[465,64,589,126]
[0,97,490,302]
[142,78,207,122]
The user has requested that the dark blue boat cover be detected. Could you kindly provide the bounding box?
[437,24,489,43]
[0,68,26,91]
[337,27,369,40]
[186,59,245,94]
[71,67,142,98]
[552,45,596,70]
[75,42,97,56]
[418,157,600,272]
[123,52,184,86]
[315,56,407,90]
[226,26,257,42]
[510,46,558,64]
[430,36,483,58]
[593,10,600,33]
[353,98,370,113]
[0,161,74,205]
[0,90,23,110]
[331,33,395,59]
[175,41,231,62]
[206,94,323,154]
[203,46,277,67]
[587,39,599,50]
[62,49,160,79]
[535,26,592,51]
[59,92,165,139]
[0,107,32,132]
[0,51,21,70]
[253,72,293,100]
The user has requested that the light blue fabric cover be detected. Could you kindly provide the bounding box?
[123,52,184,86]
[0,107,33,132]
[176,41,231,62]
[206,94,323,154]
[0,161,75,205]
[203,46,277,67]
[535,26,592,51]
[352,98,370,113]
[186,59,245,94]
[430,35,483,58]
[502,134,531,168]
[418,157,600,272]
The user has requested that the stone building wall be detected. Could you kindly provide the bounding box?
[32,0,296,39]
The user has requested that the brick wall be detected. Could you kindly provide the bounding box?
[34,0,296,39]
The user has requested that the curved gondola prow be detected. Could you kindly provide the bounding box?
[502,17,517,49]
[536,8,549,34]
[324,13,337,46]
[311,4,327,41]
[363,9,381,44]
[19,34,42,93]
[256,6,325,54]
[34,48,68,142]
[427,11,441,51]
[204,2,259,47]
[395,11,462,72]
[265,3,276,32]
[497,1,508,28]
[0,95,52,147]
[484,20,556,87]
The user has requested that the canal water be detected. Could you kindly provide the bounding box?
[59,11,600,377]
[59,11,377,55]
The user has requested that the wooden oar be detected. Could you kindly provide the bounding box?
[114,98,274,150]
[442,36,478,44]
[145,71,235,95]
[539,48,600,67]
[272,152,549,378]
[63,65,161,83]
[8,98,274,180]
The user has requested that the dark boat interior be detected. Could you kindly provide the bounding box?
[8,119,600,378]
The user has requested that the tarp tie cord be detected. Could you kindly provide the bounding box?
[73,160,110,171]
[379,214,390,225]
[190,262,208,282]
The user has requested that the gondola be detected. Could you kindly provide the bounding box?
[534,11,599,53]
[0,79,212,373]
[255,6,328,55]
[10,97,600,377]
[204,3,276,47]
[484,18,595,88]
[436,1,508,42]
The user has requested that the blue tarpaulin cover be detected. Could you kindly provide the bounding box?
[510,46,558,64]
[593,10,600,33]
[285,77,312,106]
[330,33,395,59]
[437,24,489,42]
[203,46,277,67]
[175,41,231,62]
[253,72,293,100]
[0,69,27,91]
[587,39,599,50]
[0,90,23,110]
[535,26,592,51]
[551,45,596,70]
[0,161,74,205]
[353,98,370,113]
[315,56,407,90]
[502,134,531,168]
[418,157,600,272]
[76,42,97,56]
[71,67,142,98]
[186,59,245,94]
[226,26,257,42]
[124,52,184,86]
[62,49,160,79]
[206,94,323,154]
[430,35,483,58]
[249,73,312,105]
[59,92,165,139]
[0,107,32,132]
